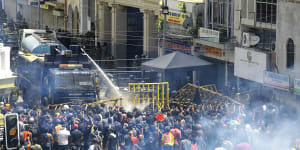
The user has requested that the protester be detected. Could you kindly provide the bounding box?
[0,94,297,150]
[57,125,71,150]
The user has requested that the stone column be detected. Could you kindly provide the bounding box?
[97,2,111,44]
[142,9,157,58]
[111,4,127,59]
[191,45,197,84]
[80,0,88,34]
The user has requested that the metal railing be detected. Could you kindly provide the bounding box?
[128,82,169,110]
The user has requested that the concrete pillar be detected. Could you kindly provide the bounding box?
[67,5,73,32]
[80,0,88,34]
[204,0,209,28]
[97,2,111,44]
[191,43,197,84]
[111,4,127,59]
[4,0,17,22]
[0,47,10,73]
[142,9,157,58]
[225,61,228,86]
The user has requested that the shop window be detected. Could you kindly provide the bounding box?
[256,0,277,24]
[287,38,295,70]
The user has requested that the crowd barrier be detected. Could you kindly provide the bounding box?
[47,98,123,110]
[128,82,169,110]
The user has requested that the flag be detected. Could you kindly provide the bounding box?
[156,113,164,122]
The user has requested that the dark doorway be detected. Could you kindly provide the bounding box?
[127,7,143,59]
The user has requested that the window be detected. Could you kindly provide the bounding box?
[208,0,232,27]
[207,0,232,40]
[287,38,295,70]
[254,29,276,51]
[256,0,277,24]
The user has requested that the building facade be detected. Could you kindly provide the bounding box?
[96,0,159,59]
[234,0,300,110]
[275,0,300,108]
[3,0,159,60]
[3,0,66,30]
[192,0,235,88]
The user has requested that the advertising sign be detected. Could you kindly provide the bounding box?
[160,40,191,54]
[199,28,220,43]
[294,79,300,93]
[204,46,224,57]
[234,47,267,83]
[159,10,191,25]
[264,71,289,89]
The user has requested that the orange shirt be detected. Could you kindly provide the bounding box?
[55,124,62,134]
[22,131,32,141]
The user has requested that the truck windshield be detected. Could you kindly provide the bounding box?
[55,73,95,91]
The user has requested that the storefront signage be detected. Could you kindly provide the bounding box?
[204,46,224,57]
[199,28,220,43]
[160,40,191,54]
[294,79,300,93]
[264,71,289,89]
[234,47,267,83]
[159,10,191,25]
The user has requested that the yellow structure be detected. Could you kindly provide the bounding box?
[128,82,169,110]
[172,83,244,107]
[47,97,123,110]
[99,98,122,106]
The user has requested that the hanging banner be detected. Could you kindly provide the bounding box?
[294,79,300,93]
[263,71,289,89]
[159,10,191,24]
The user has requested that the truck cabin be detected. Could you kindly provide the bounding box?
[45,67,97,104]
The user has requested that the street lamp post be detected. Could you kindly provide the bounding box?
[161,0,169,56]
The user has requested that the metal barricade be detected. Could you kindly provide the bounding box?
[99,98,123,106]
[171,83,244,107]
[128,82,169,110]
[47,98,123,110]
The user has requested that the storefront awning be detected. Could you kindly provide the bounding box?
[178,0,205,3]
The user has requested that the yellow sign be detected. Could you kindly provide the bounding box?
[44,4,49,9]
[159,10,191,24]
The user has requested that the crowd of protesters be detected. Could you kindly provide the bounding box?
[0,97,299,150]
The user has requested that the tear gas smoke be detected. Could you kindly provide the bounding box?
[121,96,150,112]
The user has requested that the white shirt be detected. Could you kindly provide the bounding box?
[57,128,70,145]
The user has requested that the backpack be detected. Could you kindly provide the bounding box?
[191,144,198,150]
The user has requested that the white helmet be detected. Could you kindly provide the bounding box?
[63,105,69,110]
